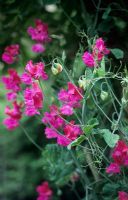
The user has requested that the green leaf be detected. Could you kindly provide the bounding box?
[67,135,86,150]
[83,118,99,135]
[100,129,119,148]
[102,6,111,20]
[111,48,124,59]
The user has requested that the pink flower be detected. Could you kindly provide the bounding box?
[60,104,74,116]
[57,134,71,146]
[64,121,82,141]
[42,105,64,129]
[32,43,45,53]
[6,92,17,101]
[112,140,128,166]
[5,101,22,120]
[21,72,32,85]
[24,82,43,116]
[44,127,58,138]
[118,191,128,200]
[3,117,19,130]
[58,82,83,108]
[2,44,20,64]
[106,163,120,174]
[2,69,21,92]
[36,181,52,200]
[82,52,95,67]
[93,38,110,61]
[27,19,51,43]
[3,101,22,130]
[25,60,48,80]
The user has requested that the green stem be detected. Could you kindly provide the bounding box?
[20,124,42,151]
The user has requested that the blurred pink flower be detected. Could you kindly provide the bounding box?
[32,43,45,53]
[6,92,17,101]
[36,181,53,200]
[3,101,22,130]
[2,68,21,92]
[118,191,128,200]
[27,19,51,43]
[44,127,58,139]
[21,72,32,85]
[60,104,74,116]
[2,44,20,64]
[106,162,120,174]
[3,117,20,130]
[112,140,128,166]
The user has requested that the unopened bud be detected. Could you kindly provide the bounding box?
[51,63,63,75]
[100,90,108,101]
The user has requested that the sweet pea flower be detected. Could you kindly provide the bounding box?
[44,127,58,139]
[2,69,21,92]
[36,181,53,200]
[32,43,45,53]
[25,60,48,80]
[24,82,43,116]
[118,191,128,200]
[42,105,64,129]
[106,163,120,174]
[2,44,20,64]
[82,52,95,67]
[3,101,22,130]
[58,82,83,108]
[60,104,74,116]
[21,72,32,85]
[27,19,51,43]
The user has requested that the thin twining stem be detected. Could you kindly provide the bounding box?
[112,104,123,134]
[91,92,113,124]
[20,123,42,151]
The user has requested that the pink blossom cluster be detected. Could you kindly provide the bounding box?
[2,68,21,101]
[118,191,128,200]
[36,181,53,200]
[2,44,20,64]
[27,19,51,53]
[42,82,83,146]
[21,60,48,84]
[106,140,128,174]
[82,38,110,68]
[24,82,43,116]
[3,101,22,130]
[2,60,47,129]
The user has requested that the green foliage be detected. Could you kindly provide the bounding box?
[42,144,75,186]
[100,129,119,148]
[111,48,124,59]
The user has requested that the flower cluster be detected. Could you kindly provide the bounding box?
[82,38,110,68]
[2,44,20,64]
[2,68,21,101]
[2,60,47,128]
[3,101,22,130]
[36,181,53,200]
[106,140,128,174]
[24,82,43,116]
[118,191,128,200]
[42,82,83,146]
[27,19,51,53]
[21,60,48,83]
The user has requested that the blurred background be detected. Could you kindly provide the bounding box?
[0,0,128,199]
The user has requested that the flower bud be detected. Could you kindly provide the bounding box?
[78,76,90,90]
[100,90,108,101]
[51,63,63,75]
